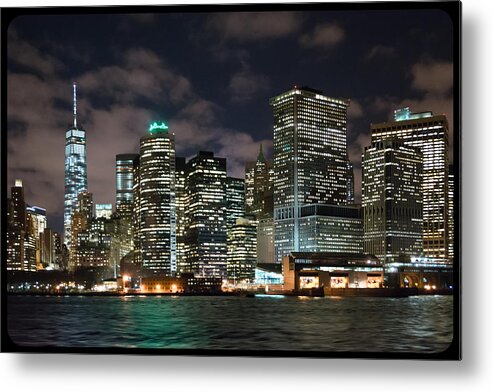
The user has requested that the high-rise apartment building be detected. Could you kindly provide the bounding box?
[138,121,176,277]
[362,139,423,263]
[64,83,88,249]
[271,86,352,262]
[371,107,449,259]
[185,151,227,277]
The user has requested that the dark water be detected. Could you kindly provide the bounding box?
[7,295,453,353]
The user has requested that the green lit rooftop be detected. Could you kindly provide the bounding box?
[148,121,169,134]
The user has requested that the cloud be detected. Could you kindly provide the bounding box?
[365,44,395,60]
[217,133,273,178]
[411,60,453,95]
[368,60,454,163]
[228,68,270,102]
[7,37,269,230]
[7,27,64,76]
[299,23,345,48]
[207,12,302,42]
[348,99,363,119]
[77,47,193,106]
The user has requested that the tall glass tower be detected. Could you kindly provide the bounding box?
[64,83,88,249]
[138,121,176,277]
[271,86,352,263]
[371,107,449,259]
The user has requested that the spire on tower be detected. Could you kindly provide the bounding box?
[73,82,77,128]
[257,143,266,163]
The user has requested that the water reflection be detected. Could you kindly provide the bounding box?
[7,295,453,353]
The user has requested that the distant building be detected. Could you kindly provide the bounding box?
[26,205,47,269]
[226,177,246,229]
[95,204,113,219]
[115,153,139,219]
[138,121,176,277]
[257,217,274,264]
[175,157,188,275]
[448,166,454,263]
[227,217,257,282]
[6,180,36,272]
[296,204,363,254]
[64,82,88,249]
[362,139,423,264]
[271,86,353,263]
[371,107,449,259]
[245,144,274,219]
[185,151,227,278]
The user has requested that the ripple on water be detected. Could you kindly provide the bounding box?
[7,295,453,353]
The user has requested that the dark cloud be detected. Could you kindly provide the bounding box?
[299,23,345,48]
[365,44,395,60]
[411,60,453,95]
[228,68,270,103]
[207,12,302,42]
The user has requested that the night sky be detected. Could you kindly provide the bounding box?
[6,5,454,233]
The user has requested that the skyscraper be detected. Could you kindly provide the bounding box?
[138,121,176,277]
[362,139,423,263]
[226,177,246,229]
[116,153,139,218]
[175,156,188,274]
[271,86,352,262]
[185,151,227,277]
[245,144,274,218]
[227,217,257,283]
[7,180,27,271]
[448,165,454,263]
[64,82,88,249]
[371,107,449,259]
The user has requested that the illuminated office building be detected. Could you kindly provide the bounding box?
[362,139,423,263]
[6,180,29,271]
[64,82,88,249]
[95,204,113,219]
[185,151,227,278]
[116,154,139,218]
[227,217,257,282]
[26,205,47,269]
[245,144,274,218]
[257,217,274,263]
[271,86,352,263]
[175,157,188,274]
[297,204,363,254]
[226,177,246,229]
[39,228,56,269]
[138,121,176,277]
[371,107,449,259]
[448,166,454,263]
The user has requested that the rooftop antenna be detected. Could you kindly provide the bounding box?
[73,82,77,128]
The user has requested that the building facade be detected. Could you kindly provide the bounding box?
[185,151,227,278]
[227,217,257,282]
[297,204,363,254]
[226,177,246,229]
[64,82,88,249]
[271,86,353,263]
[138,121,176,277]
[245,144,274,218]
[371,107,449,259]
[362,139,423,264]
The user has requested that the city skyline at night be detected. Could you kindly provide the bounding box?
[6,6,454,234]
[2,3,461,362]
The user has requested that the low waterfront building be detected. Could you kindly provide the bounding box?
[282,252,383,291]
